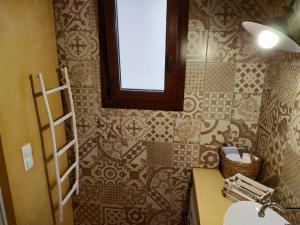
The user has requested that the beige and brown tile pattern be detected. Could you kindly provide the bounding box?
[52,0,293,224]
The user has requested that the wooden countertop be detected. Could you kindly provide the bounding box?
[192,168,233,225]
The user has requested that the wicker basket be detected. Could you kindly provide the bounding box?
[219,147,261,180]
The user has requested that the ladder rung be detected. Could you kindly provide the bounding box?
[60,162,77,183]
[53,112,73,126]
[46,85,68,95]
[62,180,78,206]
[57,139,76,157]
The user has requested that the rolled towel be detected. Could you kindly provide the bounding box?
[226,153,242,162]
[223,146,239,155]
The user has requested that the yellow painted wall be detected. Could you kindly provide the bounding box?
[0,1,74,225]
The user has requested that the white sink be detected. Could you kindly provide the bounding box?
[223,201,289,225]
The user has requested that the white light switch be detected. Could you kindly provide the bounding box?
[21,143,34,172]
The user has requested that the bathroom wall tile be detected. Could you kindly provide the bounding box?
[101,205,127,225]
[73,201,101,225]
[99,184,125,206]
[146,142,173,167]
[198,145,220,168]
[67,59,100,87]
[147,112,175,142]
[207,31,239,63]
[204,63,235,92]
[228,120,258,152]
[124,164,148,187]
[78,135,98,160]
[209,0,241,31]
[95,113,122,141]
[236,29,269,64]
[64,30,99,60]
[122,140,147,165]
[288,91,300,155]
[281,148,300,199]
[173,143,200,168]
[231,93,262,122]
[122,116,147,141]
[76,183,100,204]
[76,113,95,139]
[185,62,205,92]
[200,119,230,146]
[95,159,125,186]
[97,139,123,162]
[73,86,98,114]
[202,92,233,120]
[177,90,203,119]
[189,0,210,30]
[124,207,147,225]
[187,27,208,62]
[53,0,91,33]
[174,118,202,143]
[266,133,288,176]
[234,63,266,94]
[275,182,300,223]
[123,185,147,208]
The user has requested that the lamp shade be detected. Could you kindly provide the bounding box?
[242,21,300,53]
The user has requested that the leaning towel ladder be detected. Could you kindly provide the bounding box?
[38,67,79,222]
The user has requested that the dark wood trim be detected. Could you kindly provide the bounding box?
[0,136,17,225]
[98,0,189,111]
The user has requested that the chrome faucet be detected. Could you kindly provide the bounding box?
[258,202,300,218]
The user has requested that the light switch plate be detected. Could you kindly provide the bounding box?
[21,143,34,172]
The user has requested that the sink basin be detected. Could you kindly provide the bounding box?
[223,201,289,225]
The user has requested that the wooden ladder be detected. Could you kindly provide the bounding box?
[38,67,79,222]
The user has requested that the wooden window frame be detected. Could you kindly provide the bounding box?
[98,0,189,111]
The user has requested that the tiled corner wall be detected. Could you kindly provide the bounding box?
[257,56,300,222]
[53,0,294,224]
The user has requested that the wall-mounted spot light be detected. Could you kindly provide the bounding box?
[242,1,300,53]
[242,20,300,52]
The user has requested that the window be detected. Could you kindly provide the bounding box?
[98,0,189,111]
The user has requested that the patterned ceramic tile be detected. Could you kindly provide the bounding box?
[101,205,126,225]
[187,23,208,62]
[288,91,300,154]
[207,30,239,62]
[95,113,122,141]
[76,183,100,204]
[234,63,266,94]
[124,207,147,225]
[231,93,262,122]
[73,201,101,225]
[73,86,98,114]
[177,90,203,119]
[228,120,258,152]
[174,118,201,143]
[209,0,241,31]
[147,112,175,142]
[95,159,125,186]
[202,92,233,120]
[281,147,300,199]
[173,143,200,168]
[123,185,147,208]
[146,142,173,167]
[185,62,205,92]
[64,30,98,60]
[204,63,236,92]
[97,139,123,162]
[236,29,269,63]
[76,113,95,138]
[99,185,125,206]
[122,116,147,141]
[122,140,147,164]
[200,119,230,146]
[124,164,148,187]
[189,0,210,30]
[68,59,100,87]
[198,145,220,168]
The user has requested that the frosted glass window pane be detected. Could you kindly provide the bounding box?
[117,0,167,91]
